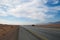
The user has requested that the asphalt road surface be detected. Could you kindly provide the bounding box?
[18,26,60,40]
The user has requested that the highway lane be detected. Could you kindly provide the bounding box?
[18,26,41,40]
[19,26,60,40]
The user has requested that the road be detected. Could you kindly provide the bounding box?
[18,26,60,40]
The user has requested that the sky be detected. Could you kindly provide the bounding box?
[0,0,60,25]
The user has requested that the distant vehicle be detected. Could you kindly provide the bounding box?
[32,25,35,26]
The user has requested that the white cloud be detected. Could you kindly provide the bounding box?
[52,6,60,10]
[0,9,8,16]
[0,0,59,25]
[8,0,55,21]
[0,12,8,16]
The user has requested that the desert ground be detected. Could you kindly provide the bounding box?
[0,24,19,40]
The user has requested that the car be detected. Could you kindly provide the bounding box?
[32,25,35,26]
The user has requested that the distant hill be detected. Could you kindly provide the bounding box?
[50,21,60,24]
[36,21,60,28]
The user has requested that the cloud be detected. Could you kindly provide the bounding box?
[0,0,60,24]
[8,0,56,21]
[8,0,46,20]
[45,0,60,7]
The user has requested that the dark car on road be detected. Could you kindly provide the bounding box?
[32,25,35,26]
